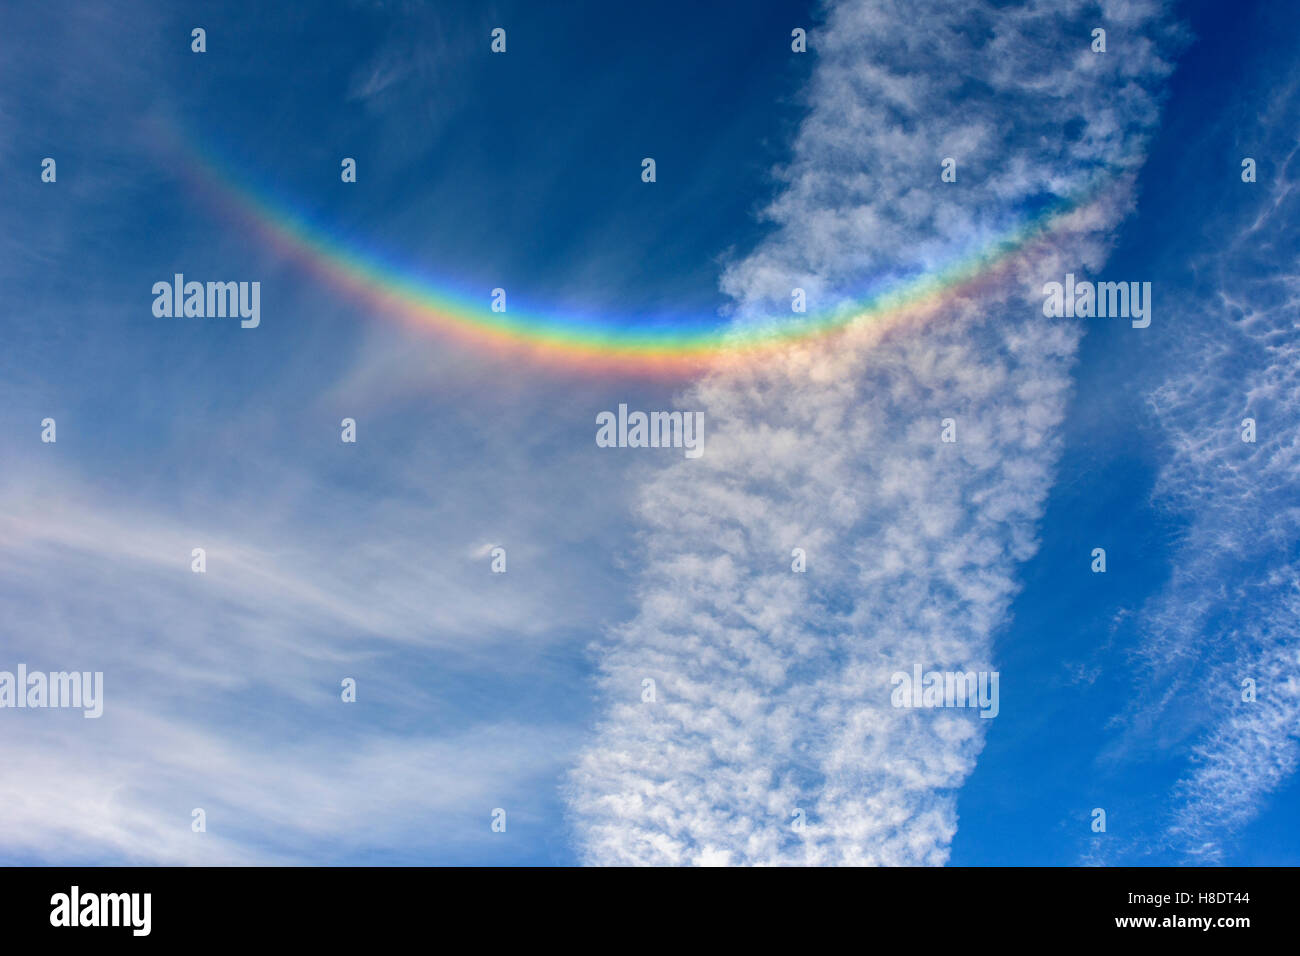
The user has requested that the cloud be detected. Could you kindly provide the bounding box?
[568,0,1175,865]
[1116,82,1300,860]
[0,704,573,864]
[0,465,596,863]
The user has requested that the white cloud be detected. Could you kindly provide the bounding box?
[0,357,638,862]
[0,704,572,864]
[0,456,607,862]
[1118,84,1300,859]
[569,0,1175,866]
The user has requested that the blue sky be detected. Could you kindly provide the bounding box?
[1,0,1297,866]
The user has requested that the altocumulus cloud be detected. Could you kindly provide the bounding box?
[568,0,1178,865]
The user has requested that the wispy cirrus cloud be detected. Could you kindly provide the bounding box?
[0,704,573,865]
[0,461,603,863]
[1116,82,1300,861]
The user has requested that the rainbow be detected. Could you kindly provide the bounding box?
[178,134,1110,377]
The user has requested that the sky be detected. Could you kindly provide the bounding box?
[0,0,1296,866]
